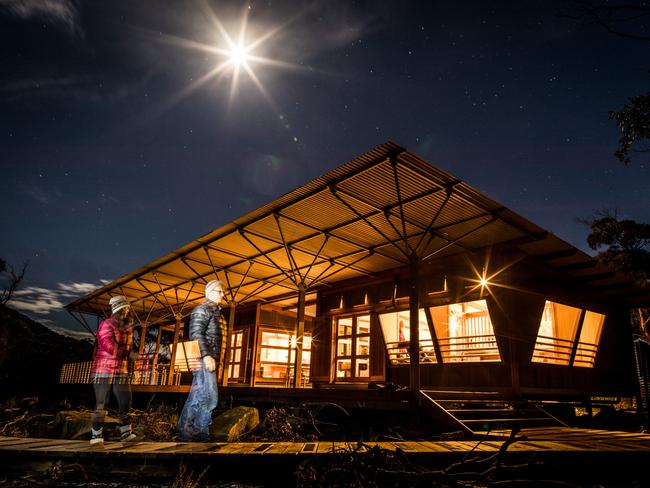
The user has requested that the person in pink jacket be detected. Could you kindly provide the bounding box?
[90,295,137,445]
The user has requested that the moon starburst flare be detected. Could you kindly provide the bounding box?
[155,4,302,111]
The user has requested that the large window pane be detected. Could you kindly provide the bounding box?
[574,311,605,368]
[429,300,500,363]
[379,309,436,365]
[256,329,312,385]
[532,301,582,366]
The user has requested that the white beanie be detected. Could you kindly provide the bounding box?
[109,295,130,315]
[205,280,224,298]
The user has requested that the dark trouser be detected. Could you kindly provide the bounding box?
[92,376,132,431]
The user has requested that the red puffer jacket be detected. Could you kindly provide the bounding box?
[92,316,133,375]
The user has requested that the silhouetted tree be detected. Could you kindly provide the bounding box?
[583,212,650,337]
[0,258,28,307]
[584,211,650,283]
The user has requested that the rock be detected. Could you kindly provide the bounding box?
[209,406,259,441]
[54,410,119,440]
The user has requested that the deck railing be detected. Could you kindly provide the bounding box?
[532,335,598,367]
[59,360,181,386]
[437,334,501,362]
[385,340,437,365]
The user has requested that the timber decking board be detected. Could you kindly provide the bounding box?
[2,428,650,459]
[263,442,293,454]
[282,442,306,454]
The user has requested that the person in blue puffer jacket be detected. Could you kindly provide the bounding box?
[176,279,227,441]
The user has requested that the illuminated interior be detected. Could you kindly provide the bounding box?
[575,311,605,367]
[429,299,500,363]
[532,301,605,367]
[335,315,370,381]
[256,328,311,385]
[378,309,436,365]
[228,331,244,382]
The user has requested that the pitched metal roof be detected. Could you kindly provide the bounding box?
[66,141,650,324]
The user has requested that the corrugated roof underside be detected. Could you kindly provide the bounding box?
[66,141,650,322]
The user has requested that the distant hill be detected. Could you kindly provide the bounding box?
[0,306,93,401]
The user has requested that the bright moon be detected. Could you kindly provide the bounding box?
[228,44,249,67]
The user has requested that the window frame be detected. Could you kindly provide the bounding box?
[333,314,371,382]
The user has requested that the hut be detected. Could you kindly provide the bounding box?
[63,142,649,426]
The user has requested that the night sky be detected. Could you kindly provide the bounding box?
[2,0,649,335]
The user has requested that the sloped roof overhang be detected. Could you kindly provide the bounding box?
[66,142,650,325]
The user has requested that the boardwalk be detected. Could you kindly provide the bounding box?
[1,427,650,484]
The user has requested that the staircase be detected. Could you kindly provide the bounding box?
[420,389,567,436]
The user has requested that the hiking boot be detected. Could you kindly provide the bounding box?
[90,428,104,446]
[119,424,137,442]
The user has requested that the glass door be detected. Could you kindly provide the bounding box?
[334,315,370,382]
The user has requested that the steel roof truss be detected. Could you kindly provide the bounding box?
[415,185,453,255]
[390,154,414,256]
[274,212,303,284]
[422,216,499,262]
[277,212,408,266]
[329,185,410,260]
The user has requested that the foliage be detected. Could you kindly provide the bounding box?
[170,462,208,488]
[0,257,28,306]
[584,211,650,283]
[567,2,650,42]
[294,432,577,488]
[244,406,311,442]
[609,92,650,165]
[131,401,178,441]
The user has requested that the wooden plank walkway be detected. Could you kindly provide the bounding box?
[1,427,649,482]
[2,426,649,457]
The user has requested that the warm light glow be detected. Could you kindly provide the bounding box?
[228,44,249,67]
[480,276,488,287]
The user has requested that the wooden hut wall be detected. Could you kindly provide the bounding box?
[582,308,636,396]
[310,316,333,383]
[312,251,638,398]
[369,312,386,382]
[231,305,257,385]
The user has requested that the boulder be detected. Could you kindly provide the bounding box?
[209,406,259,441]
[54,410,119,439]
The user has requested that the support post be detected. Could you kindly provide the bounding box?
[138,323,147,355]
[221,300,237,386]
[408,256,421,394]
[168,315,182,386]
[292,282,307,388]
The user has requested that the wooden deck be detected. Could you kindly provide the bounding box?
[1,427,650,483]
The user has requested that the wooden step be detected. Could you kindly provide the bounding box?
[419,390,567,436]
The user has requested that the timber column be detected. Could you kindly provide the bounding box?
[292,282,307,388]
[220,300,237,386]
[168,314,182,386]
[408,255,421,395]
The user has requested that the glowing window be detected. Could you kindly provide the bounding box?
[532,301,604,368]
[379,309,436,365]
[574,311,605,368]
[532,301,581,365]
[429,299,500,363]
[256,329,311,384]
[335,315,370,381]
[228,331,245,382]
